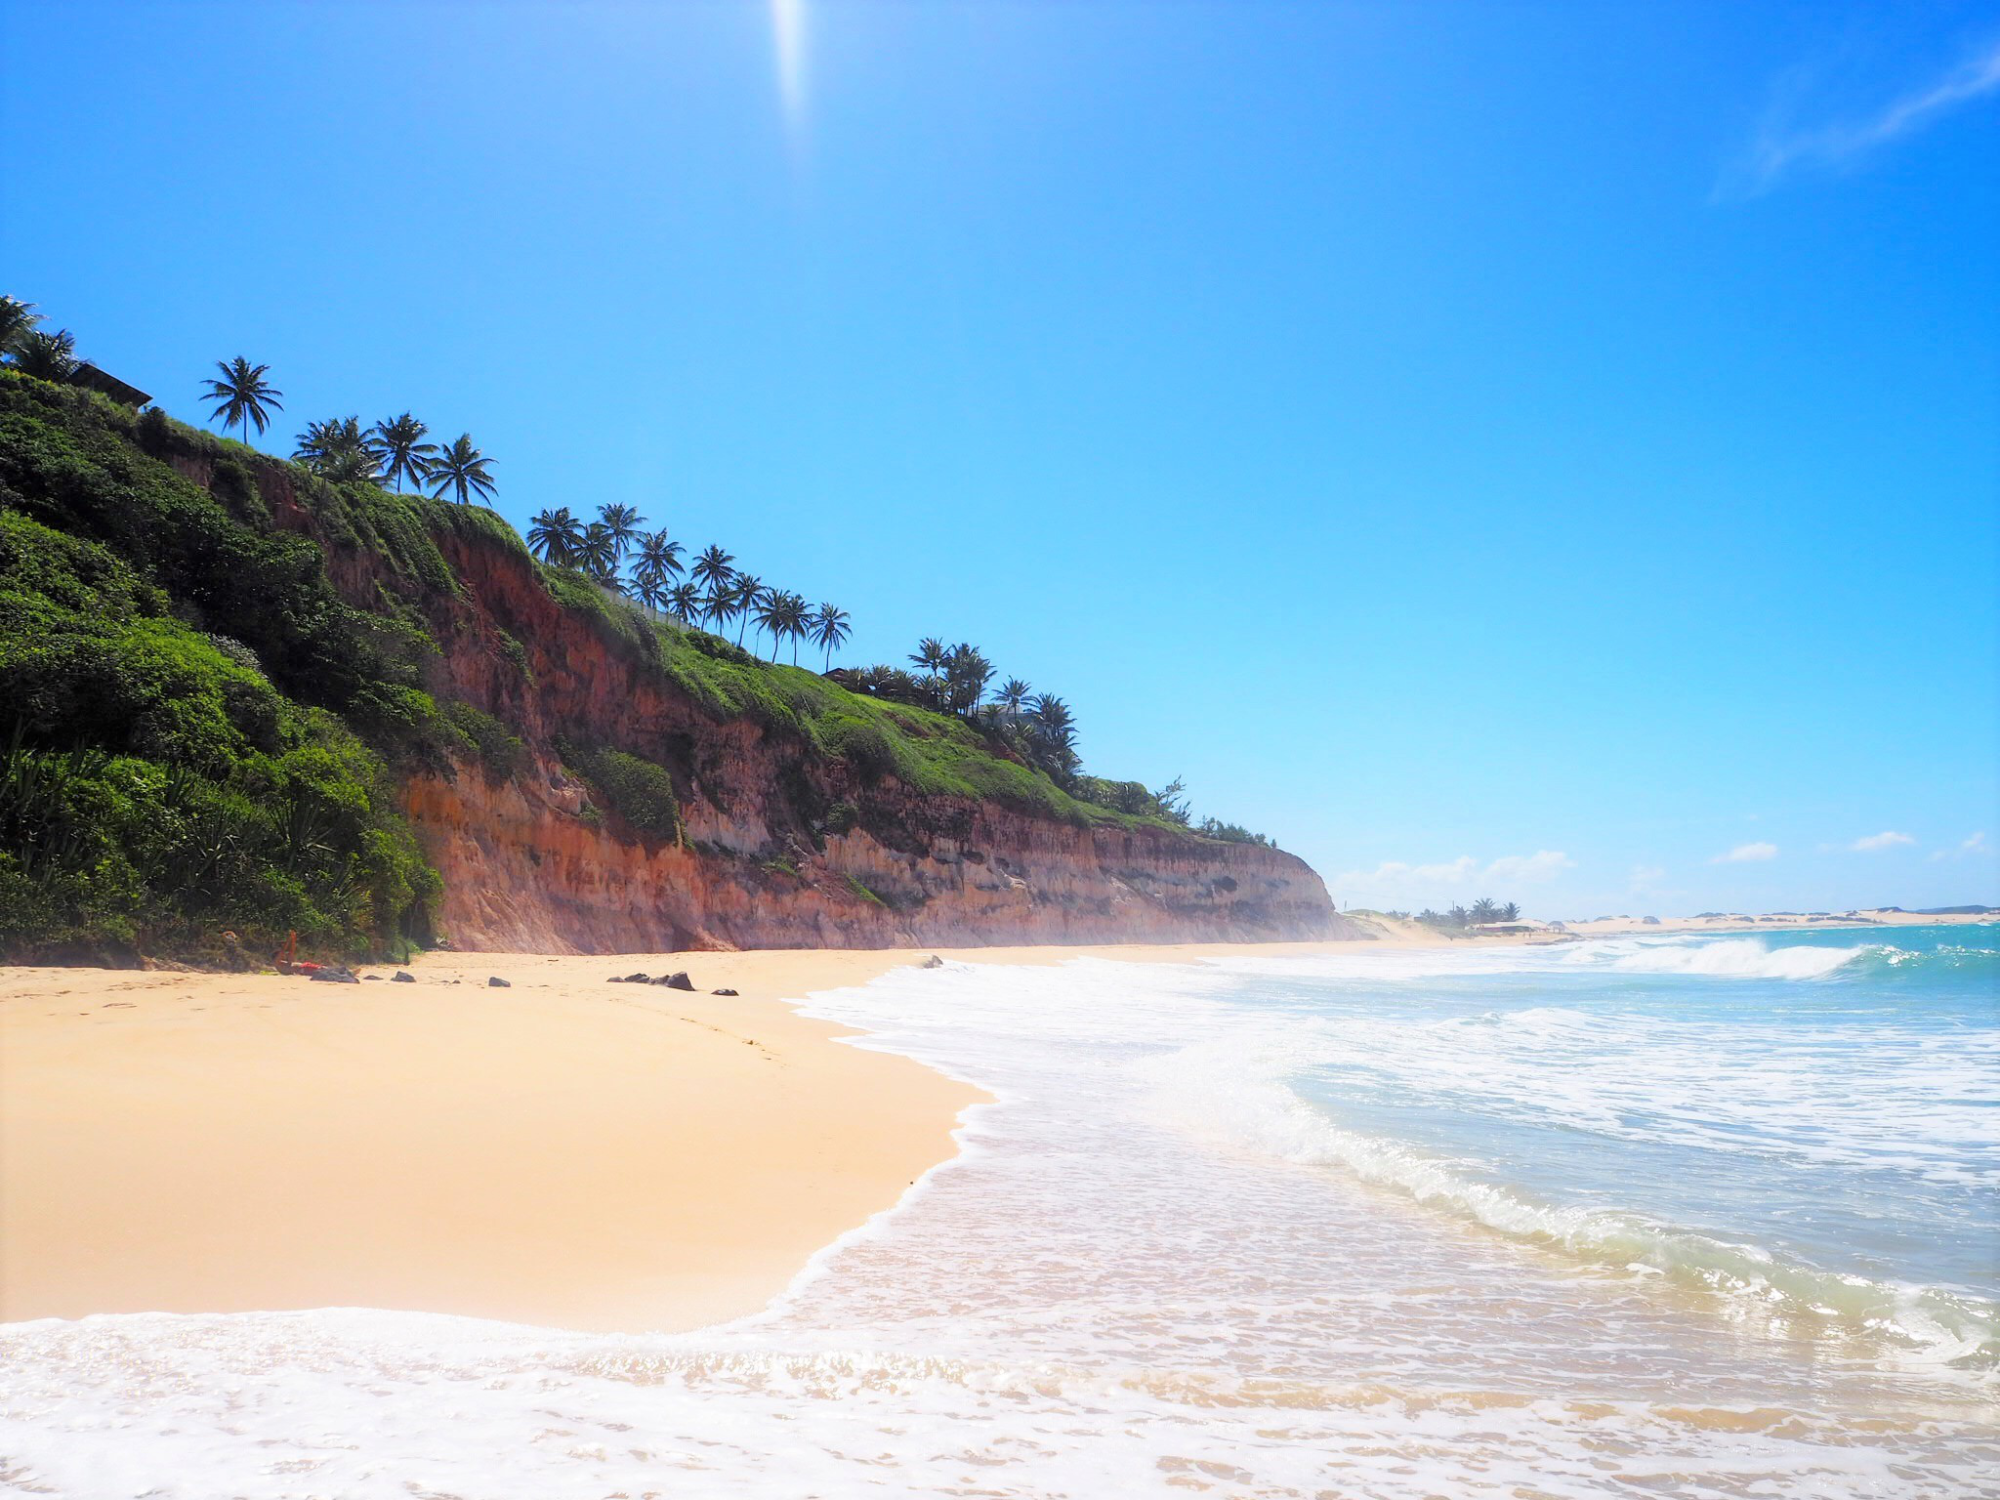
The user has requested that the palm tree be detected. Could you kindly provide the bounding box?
[810,604,851,670]
[1028,694,1078,780]
[666,581,704,623]
[909,637,946,679]
[771,592,811,665]
[997,677,1032,714]
[691,544,735,594]
[942,643,995,716]
[201,357,284,448]
[0,296,42,357]
[597,503,643,565]
[630,572,670,611]
[632,529,684,584]
[527,506,583,566]
[293,416,383,483]
[750,587,788,660]
[370,413,437,493]
[576,521,620,580]
[731,574,766,648]
[428,433,496,505]
[11,329,78,383]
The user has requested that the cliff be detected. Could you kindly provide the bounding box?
[1,374,1346,957]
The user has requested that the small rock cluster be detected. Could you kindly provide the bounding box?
[606,971,696,990]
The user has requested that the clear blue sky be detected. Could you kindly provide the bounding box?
[4,1,1995,917]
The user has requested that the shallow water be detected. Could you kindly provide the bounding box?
[3,926,1995,1497]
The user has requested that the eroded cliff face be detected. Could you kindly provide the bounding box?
[176,454,1349,953]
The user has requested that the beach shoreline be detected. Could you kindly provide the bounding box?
[2,925,1481,1335]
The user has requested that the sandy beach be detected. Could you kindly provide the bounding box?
[1,933,1447,1335]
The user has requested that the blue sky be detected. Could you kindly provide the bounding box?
[4,1,1994,917]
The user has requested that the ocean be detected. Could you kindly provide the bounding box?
[3,924,1994,1497]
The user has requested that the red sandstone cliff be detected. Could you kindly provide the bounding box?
[174,455,1350,953]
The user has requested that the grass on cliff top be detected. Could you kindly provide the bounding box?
[536,568,1173,832]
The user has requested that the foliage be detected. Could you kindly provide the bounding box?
[441,701,526,781]
[566,744,684,844]
[0,374,437,957]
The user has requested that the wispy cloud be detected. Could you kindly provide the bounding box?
[1850,830,1915,852]
[1337,851,1573,894]
[1721,38,2000,199]
[1630,863,1667,891]
[1931,831,1990,861]
[1713,841,1778,864]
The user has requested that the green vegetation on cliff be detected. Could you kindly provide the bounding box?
[0,362,1231,962]
[0,376,440,959]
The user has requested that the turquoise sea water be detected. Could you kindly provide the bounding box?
[4,925,1994,1497]
[1234,924,1998,1369]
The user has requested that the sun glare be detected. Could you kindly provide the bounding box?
[771,0,808,133]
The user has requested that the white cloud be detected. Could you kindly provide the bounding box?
[1630,863,1666,891]
[1722,40,2000,198]
[1337,850,1573,893]
[1850,830,1915,852]
[1338,856,1479,889]
[1931,831,1990,861]
[1713,841,1778,864]
[1485,850,1575,884]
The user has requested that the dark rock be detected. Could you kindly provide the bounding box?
[310,966,360,984]
[363,974,384,981]
[606,976,625,983]
[920,954,945,969]
[623,972,650,984]
[391,971,417,983]
[662,971,695,991]
[487,976,510,987]
[711,987,739,996]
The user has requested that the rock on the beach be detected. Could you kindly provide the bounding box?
[920,954,945,969]
[310,966,360,984]
[711,987,739,996]
[662,971,696,991]
[487,976,510,988]
[391,971,416,983]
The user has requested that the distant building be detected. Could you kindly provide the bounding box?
[69,362,151,408]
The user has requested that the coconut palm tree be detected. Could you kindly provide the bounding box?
[997,677,1032,714]
[730,574,766,648]
[294,416,383,483]
[0,296,42,357]
[576,521,620,580]
[527,506,583,566]
[597,503,643,565]
[630,571,670,611]
[370,413,437,493]
[11,329,78,383]
[771,592,811,665]
[810,604,851,670]
[667,581,704,623]
[632,529,684,584]
[691,544,735,595]
[750,587,788,660]
[428,433,496,505]
[1028,694,1077,779]
[201,357,284,448]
